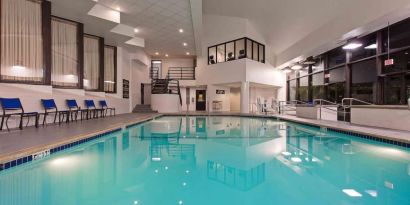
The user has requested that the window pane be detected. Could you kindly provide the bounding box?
[406,75,410,101]
[51,18,79,87]
[208,46,216,64]
[298,67,309,77]
[226,42,235,61]
[299,77,309,102]
[104,46,115,92]
[351,34,377,61]
[217,45,225,63]
[312,72,324,99]
[1,0,43,83]
[329,66,345,83]
[259,45,265,63]
[287,70,297,80]
[235,39,245,59]
[253,42,258,61]
[84,36,100,90]
[246,39,252,59]
[381,49,410,74]
[382,19,410,52]
[328,82,345,103]
[289,80,297,101]
[312,57,324,73]
[351,59,377,103]
[384,76,403,105]
[328,47,346,68]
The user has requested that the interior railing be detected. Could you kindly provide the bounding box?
[150,67,159,79]
[166,67,195,80]
[151,79,182,105]
[278,100,307,114]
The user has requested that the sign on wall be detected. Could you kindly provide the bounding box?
[123,79,129,99]
[216,89,225,94]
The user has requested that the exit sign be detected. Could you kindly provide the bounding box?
[384,59,394,66]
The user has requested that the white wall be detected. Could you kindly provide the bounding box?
[230,87,240,112]
[208,85,231,112]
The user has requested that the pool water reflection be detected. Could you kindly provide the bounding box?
[0,116,409,205]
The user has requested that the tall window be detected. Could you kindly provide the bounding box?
[104,46,116,93]
[51,18,79,87]
[0,0,43,83]
[351,59,377,103]
[83,35,101,90]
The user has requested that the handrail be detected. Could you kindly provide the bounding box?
[166,67,195,80]
[341,98,373,107]
[313,99,339,106]
[278,100,307,114]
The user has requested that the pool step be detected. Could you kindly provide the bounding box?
[133,104,157,113]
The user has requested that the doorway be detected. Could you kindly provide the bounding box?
[196,90,206,111]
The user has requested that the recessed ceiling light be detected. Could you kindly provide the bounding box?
[179,28,184,33]
[155,52,159,55]
[92,0,98,2]
[186,52,190,55]
[165,54,169,57]
[134,28,139,33]
[116,7,121,11]
[343,43,362,50]
[183,42,187,46]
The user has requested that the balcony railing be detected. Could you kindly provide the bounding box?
[166,67,195,80]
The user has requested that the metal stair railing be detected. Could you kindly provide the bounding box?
[313,99,340,120]
[340,98,373,122]
[151,78,182,106]
[166,67,195,80]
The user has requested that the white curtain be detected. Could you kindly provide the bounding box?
[104,46,115,92]
[83,36,100,90]
[51,18,78,87]
[0,0,43,82]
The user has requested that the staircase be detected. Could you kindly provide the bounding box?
[151,78,182,105]
[133,104,157,113]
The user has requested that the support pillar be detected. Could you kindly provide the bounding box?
[240,81,250,113]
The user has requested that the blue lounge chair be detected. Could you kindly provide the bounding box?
[99,100,115,117]
[66,99,89,121]
[40,99,70,125]
[0,98,39,130]
[85,100,104,119]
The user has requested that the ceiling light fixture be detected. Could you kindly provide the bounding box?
[179,28,184,33]
[183,42,187,46]
[291,64,302,70]
[165,54,169,57]
[134,28,139,33]
[116,7,121,11]
[155,52,159,55]
[302,56,316,65]
[186,52,190,55]
[364,43,377,49]
[343,42,362,50]
[282,67,292,73]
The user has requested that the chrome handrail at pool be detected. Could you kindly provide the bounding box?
[313,99,340,120]
[341,98,373,122]
[278,100,307,114]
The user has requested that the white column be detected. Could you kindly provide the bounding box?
[240,81,250,113]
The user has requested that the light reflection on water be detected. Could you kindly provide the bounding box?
[0,116,409,205]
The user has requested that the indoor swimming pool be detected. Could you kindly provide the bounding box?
[0,116,409,205]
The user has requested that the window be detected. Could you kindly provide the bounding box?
[226,42,235,61]
[0,0,44,83]
[235,39,245,60]
[351,59,377,103]
[83,35,101,90]
[289,80,297,101]
[328,66,345,103]
[246,39,252,59]
[312,57,324,73]
[383,76,402,105]
[406,75,410,101]
[351,34,377,62]
[328,47,346,68]
[381,49,410,74]
[382,19,410,52]
[51,18,80,88]
[329,66,345,84]
[298,67,309,77]
[312,72,324,99]
[299,77,309,102]
[217,44,225,63]
[104,46,116,93]
[208,46,216,64]
[207,38,265,65]
[253,42,258,61]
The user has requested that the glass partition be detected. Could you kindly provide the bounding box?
[208,37,265,65]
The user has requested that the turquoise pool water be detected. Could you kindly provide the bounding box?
[0,116,409,205]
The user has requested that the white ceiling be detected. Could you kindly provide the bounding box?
[50,0,196,57]
[203,0,410,59]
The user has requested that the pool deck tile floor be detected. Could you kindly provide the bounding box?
[0,113,162,164]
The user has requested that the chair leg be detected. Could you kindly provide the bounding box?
[35,114,39,128]
[43,113,47,125]
[19,114,23,130]
[53,112,57,124]
[5,116,11,131]
[0,115,4,130]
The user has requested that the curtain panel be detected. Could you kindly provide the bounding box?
[0,0,44,83]
[51,18,79,87]
[83,35,100,90]
[104,46,115,92]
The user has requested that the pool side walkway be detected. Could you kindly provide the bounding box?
[164,111,410,144]
[0,113,162,164]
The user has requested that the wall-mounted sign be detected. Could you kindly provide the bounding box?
[123,79,129,99]
[384,59,394,66]
[216,89,225,94]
